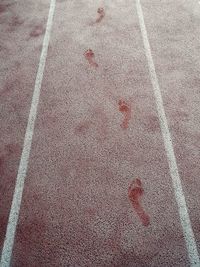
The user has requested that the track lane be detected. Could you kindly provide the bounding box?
[9,0,191,266]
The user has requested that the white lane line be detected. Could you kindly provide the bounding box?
[0,0,56,266]
[135,1,200,266]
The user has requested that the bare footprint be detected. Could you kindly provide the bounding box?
[96,7,105,23]
[128,178,150,227]
[84,49,98,68]
[89,7,105,26]
[118,99,131,129]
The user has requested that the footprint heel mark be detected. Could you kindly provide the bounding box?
[128,178,150,226]
[84,49,98,68]
[118,99,131,129]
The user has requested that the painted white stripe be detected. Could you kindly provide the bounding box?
[135,1,200,266]
[0,1,56,266]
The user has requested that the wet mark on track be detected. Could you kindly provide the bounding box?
[74,108,108,141]
[8,15,24,31]
[142,114,160,133]
[0,143,21,176]
[0,3,13,14]
[12,216,47,267]
[173,110,189,123]
[96,7,105,23]
[118,99,131,129]
[0,143,21,248]
[29,24,45,38]
[89,7,105,26]
[75,120,91,135]
[0,4,7,14]
[0,79,20,97]
[128,178,150,226]
[84,49,98,68]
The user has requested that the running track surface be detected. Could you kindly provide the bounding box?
[1,0,200,266]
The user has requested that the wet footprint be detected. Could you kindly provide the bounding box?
[118,99,131,129]
[84,49,98,68]
[128,178,150,226]
[89,7,105,26]
[96,7,105,23]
